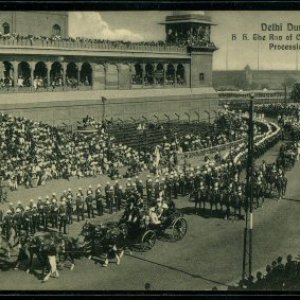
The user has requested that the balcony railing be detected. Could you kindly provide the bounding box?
[0,35,189,54]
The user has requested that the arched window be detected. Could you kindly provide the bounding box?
[3,23,9,35]
[52,24,61,36]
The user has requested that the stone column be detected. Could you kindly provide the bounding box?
[116,64,121,89]
[152,63,157,86]
[29,61,35,87]
[61,62,67,87]
[141,63,145,87]
[46,62,52,87]
[104,63,107,90]
[76,62,83,86]
[12,61,19,88]
[128,64,132,89]
[174,63,178,88]
[163,63,167,87]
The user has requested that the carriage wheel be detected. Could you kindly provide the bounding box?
[172,217,188,241]
[140,230,157,251]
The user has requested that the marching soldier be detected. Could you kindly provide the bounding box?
[58,201,68,234]
[50,198,59,228]
[29,199,34,210]
[60,191,67,201]
[95,184,104,216]
[13,208,23,236]
[114,181,120,207]
[16,201,24,213]
[51,192,58,202]
[43,200,51,230]
[107,186,114,214]
[8,202,15,215]
[199,181,207,212]
[66,194,73,224]
[78,187,84,197]
[234,186,245,220]
[86,185,94,197]
[210,182,220,216]
[85,190,95,218]
[67,188,73,199]
[105,182,111,208]
[76,193,85,222]
[22,206,32,234]
[224,183,234,220]
[31,203,39,233]
[37,197,43,210]
[115,185,124,211]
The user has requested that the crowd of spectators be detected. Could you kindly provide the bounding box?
[0,109,269,193]
[0,113,146,191]
[0,32,188,51]
[229,254,300,291]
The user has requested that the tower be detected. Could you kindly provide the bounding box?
[162,11,217,88]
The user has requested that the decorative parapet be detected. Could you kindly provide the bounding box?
[0,35,188,54]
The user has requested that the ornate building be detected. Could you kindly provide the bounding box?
[0,11,219,124]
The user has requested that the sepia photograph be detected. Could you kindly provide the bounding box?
[0,3,300,293]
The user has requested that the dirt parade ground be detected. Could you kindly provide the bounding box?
[1,142,300,291]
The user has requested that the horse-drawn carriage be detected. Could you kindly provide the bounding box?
[119,208,188,251]
[80,208,188,257]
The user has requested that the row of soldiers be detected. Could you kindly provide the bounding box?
[0,157,246,239]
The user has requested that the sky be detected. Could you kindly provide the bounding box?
[68,11,300,71]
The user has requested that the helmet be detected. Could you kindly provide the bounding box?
[25,206,30,211]
[16,208,21,213]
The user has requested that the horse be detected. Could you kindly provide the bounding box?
[253,181,267,208]
[274,175,288,200]
[80,221,127,266]
[265,168,287,200]
[15,231,80,275]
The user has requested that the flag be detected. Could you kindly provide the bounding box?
[153,145,160,168]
